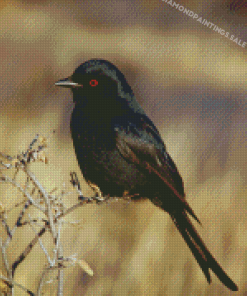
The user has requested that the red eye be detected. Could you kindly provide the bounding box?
[89,79,98,87]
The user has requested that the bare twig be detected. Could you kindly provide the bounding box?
[0,274,35,296]
[0,135,112,295]
[12,225,48,276]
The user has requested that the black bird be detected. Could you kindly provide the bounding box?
[55,59,238,291]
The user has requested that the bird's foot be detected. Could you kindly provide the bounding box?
[123,190,140,200]
[87,181,103,198]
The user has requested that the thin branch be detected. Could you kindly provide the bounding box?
[12,225,47,276]
[0,275,35,296]
[23,168,57,242]
[0,237,11,279]
[0,174,45,213]
[28,218,53,266]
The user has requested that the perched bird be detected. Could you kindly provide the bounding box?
[55,59,238,291]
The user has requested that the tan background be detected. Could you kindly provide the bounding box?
[0,0,246,295]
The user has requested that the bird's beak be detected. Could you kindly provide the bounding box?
[55,77,80,88]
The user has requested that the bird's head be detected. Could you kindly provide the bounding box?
[55,59,134,105]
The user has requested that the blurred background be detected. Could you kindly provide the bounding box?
[0,0,246,295]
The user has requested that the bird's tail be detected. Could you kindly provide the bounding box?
[171,211,238,291]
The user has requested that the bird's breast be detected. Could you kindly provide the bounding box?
[71,105,117,152]
[70,104,152,196]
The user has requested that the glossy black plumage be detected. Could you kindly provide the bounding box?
[55,59,238,291]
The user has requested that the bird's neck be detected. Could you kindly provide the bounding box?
[73,94,129,118]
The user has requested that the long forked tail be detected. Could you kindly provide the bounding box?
[171,211,238,291]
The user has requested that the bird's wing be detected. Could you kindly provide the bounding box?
[114,114,238,291]
[114,114,200,223]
